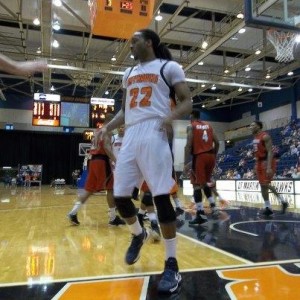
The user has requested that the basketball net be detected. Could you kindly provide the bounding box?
[267,29,297,63]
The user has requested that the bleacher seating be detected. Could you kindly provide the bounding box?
[217,120,300,179]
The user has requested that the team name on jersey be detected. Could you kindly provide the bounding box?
[196,124,209,130]
[128,73,159,87]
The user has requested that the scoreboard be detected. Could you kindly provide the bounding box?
[89,0,154,39]
[90,97,115,128]
[32,93,60,127]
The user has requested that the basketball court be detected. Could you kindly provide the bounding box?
[0,0,299,299]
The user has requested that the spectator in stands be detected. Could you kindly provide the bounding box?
[250,120,288,216]
[225,169,232,179]
[233,170,241,179]
[290,144,298,156]
[71,169,79,187]
[291,168,300,179]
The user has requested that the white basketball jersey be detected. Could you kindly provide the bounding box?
[122,59,185,126]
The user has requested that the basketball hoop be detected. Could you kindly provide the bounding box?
[267,29,297,63]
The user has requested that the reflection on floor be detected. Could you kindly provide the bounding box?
[0,186,300,299]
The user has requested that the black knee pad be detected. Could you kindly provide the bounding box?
[142,192,154,207]
[114,197,136,218]
[193,188,202,203]
[203,185,212,198]
[154,194,176,224]
[131,187,139,200]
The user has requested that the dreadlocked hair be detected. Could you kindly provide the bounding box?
[139,29,173,60]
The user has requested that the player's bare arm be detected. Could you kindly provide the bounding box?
[184,125,193,167]
[164,82,192,125]
[103,133,116,163]
[213,133,220,154]
[264,134,274,175]
[0,54,47,75]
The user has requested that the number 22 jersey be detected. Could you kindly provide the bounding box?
[122,58,186,126]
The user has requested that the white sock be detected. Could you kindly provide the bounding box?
[69,201,82,215]
[147,212,157,222]
[164,237,177,260]
[129,219,143,236]
[208,196,215,205]
[264,201,271,208]
[196,202,204,211]
[138,208,146,215]
[108,207,117,221]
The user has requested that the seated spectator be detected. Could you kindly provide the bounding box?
[291,167,300,179]
[226,169,234,179]
[233,170,241,179]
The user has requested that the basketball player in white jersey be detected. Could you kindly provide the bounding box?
[96,29,192,294]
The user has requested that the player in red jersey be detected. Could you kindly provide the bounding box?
[250,121,288,216]
[184,110,219,225]
[67,114,125,226]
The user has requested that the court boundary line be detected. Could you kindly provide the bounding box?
[1,260,300,288]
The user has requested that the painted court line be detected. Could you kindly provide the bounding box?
[177,232,252,264]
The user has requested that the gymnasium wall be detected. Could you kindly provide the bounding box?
[1,82,299,177]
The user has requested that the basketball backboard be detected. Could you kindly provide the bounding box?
[244,0,300,32]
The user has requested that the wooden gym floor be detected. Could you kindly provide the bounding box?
[0,185,299,299]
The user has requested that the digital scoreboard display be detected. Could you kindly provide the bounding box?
[32,102,60,126]
[32,93,61,127]
[120,1,133,13]
[90,98,115,128]
[89,0,154,39]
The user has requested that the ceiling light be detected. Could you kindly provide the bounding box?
[36,47,41,54]
[245,66,251,72]
[52,39,59,48]
[224,69,229,74]
[216,98,220,101]
[237,13,244,19]
[231,36,238,40]
[201,41,208,49]
[50,85,55,91]
[287,71,293,76]
[53,0,62,7]
[211,85,216,90]
[265,74,271,79]
[248,88,253,92]
[255,49,261,55]
[201,84,206,88]
[238,87,243,92]
[155,11,163,21]
[238,28,246,34]
[198,61,204,65]
[202,104,205,108]
[105,91,109,95]
[130,54,134,59]
[111,56,116,61]
[52,20,61,31]
[33,17,40,26]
